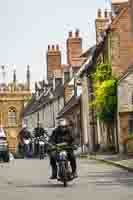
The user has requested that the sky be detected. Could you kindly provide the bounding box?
[0,0,111,86]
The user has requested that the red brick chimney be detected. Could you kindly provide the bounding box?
[46,44,62,81]
[95,8,110,44]
[66,30,82,66]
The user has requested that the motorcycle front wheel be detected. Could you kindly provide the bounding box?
[60,163,67,187]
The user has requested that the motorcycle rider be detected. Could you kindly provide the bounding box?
[19,124,32,153]
[49,118,78,179]
[33,122,47,155]
[33,122,46,138]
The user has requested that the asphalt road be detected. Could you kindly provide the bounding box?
[0,158,133,199]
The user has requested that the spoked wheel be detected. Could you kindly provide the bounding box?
[61,164,68,187]
[39,147,44,159]
[40,153,44,160]
[63,179,67,187]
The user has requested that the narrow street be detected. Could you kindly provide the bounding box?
[0,158,133,199]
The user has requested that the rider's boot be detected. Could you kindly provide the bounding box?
[50,166,57,179]
[72,171,78,178]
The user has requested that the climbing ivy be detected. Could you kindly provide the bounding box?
[92,63,117,122]
[92,63,111,82]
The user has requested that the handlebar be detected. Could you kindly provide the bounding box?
[47,142,77,152]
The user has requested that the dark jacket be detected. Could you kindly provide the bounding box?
[33,127,45,138]
[19,128,31,142]
[49,126,74,145]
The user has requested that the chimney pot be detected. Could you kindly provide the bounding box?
[69,31,72,37]
[56,44,59,50]
[52,45,55,50]
[104,9,108,18]
[75,29,79,37]
[97,8,102,18]
[48,45,50,50]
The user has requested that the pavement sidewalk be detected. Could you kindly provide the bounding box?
[89,153,133,172]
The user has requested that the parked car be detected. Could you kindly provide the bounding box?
[0,128,9,162]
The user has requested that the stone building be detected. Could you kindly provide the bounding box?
[0,66,31,152]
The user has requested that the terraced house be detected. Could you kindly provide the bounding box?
[23,30,85,141]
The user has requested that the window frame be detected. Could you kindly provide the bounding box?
[8,107,17,127]
[128,112,133,135]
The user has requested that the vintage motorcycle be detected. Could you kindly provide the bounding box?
[23,138,32,157]
[49,142,77,187]
[38,136,47,159]
[33,136,47,159]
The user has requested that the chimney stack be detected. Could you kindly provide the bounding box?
[67,29,82,66]
[47,44,62,82]
[95,9,110,44]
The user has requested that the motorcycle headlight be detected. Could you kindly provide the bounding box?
[59,151,67,160]
[39,141,44,145]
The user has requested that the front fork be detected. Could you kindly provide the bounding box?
[58,161,68,178]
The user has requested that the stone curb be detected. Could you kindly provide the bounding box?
[90,155,133,172]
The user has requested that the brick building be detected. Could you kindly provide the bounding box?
[118,66,133,153]
[111,0,133,76]
[94,0,133,153]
